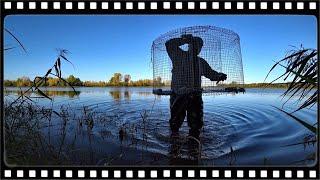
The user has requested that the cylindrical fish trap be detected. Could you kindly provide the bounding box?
[152,25,245,95]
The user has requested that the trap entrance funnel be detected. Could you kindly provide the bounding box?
[152,25,245,95]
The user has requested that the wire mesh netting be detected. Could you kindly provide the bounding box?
[152,25,245,95]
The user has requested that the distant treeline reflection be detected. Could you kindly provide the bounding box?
[5,88,155,100]
[5,89,81,98]
[5,73,292,88]
[109,90,153,100]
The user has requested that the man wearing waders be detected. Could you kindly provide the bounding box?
[165,34,227,140]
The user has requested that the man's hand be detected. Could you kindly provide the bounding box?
[216,73,227,84]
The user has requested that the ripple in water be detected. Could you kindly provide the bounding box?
[4,87,317,165]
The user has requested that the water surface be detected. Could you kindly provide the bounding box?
[4,87,317,166]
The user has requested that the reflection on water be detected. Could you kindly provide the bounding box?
[124,91,130,100]
[109,91,121,101]
[109,90,132,101]
[4,88,81,98]
[137,91,153,96]
[43,90,80,98]
[4,87,317,166]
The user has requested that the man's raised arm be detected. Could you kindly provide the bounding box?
[165,35,191,59]
[200,58,227,81]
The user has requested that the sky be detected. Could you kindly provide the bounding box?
[4,15,317,83]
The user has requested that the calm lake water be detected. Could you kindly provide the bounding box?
[4,87,317,166]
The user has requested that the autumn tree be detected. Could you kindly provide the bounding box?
[16,76,32,87]
[109,73,122,86]
[66,75,82,86]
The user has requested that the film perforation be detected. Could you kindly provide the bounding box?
[212,170,219,177]
[28,170,36,178]
[273,2,280,9]
[187,2,195,9]
[113,170,121,178]
[285,170,292,178]
[150,170,157,178]
[28,2,36,9]
[138,170,145,178]
[1,1,319,10]
[41,170,48,178]
[163,169,170,177]
[53,170,60,178]
[126,2,133,10]
[1,168,320,178]
[66,170,73,178]
[273,170,279,178]
[4,170,11,178]
[297,170,304,178]
[65,2,73,10]
[260,170,268,178]
[77,170,85,178]
[16,1,24,9]
[297,2,304,9]
[237,170,244,178]
[90,2,97,9]
[175,170,183,177]
[16,170,24,178]
[201,2,208,9]
[175,2,183,9]
[89,170,97,178]
[224,170,232,178]
[114,2,121,10]
[138,2,145,10]
[249,2,256,9]
[260,2,268,9]
[53,2,60,9]
[41,2,48,9]
[150,2,157,10]
[236,2,243,9]
[163,2,170,9]
[224,2,232,9]
[285,2,292,9]
[125,170,133,178]
[101,170,109,178]
[102,2,109,9]
[211,2,219,9]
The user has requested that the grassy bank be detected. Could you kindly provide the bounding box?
[4,99,174,165]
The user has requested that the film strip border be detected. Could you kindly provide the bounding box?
[1,0,319,179]
[2,168,319,179]
[0,1,319,13]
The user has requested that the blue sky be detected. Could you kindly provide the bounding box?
[4,15,317,83]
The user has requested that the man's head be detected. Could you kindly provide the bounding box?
[180,34,203,55]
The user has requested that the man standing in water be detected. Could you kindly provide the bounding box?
[165,34,227,139]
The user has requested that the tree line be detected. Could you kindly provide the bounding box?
[4,73,160,87]
[4,73,291,88]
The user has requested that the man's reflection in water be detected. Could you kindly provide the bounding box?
[124,90,130,100]
[168,134,201,165]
